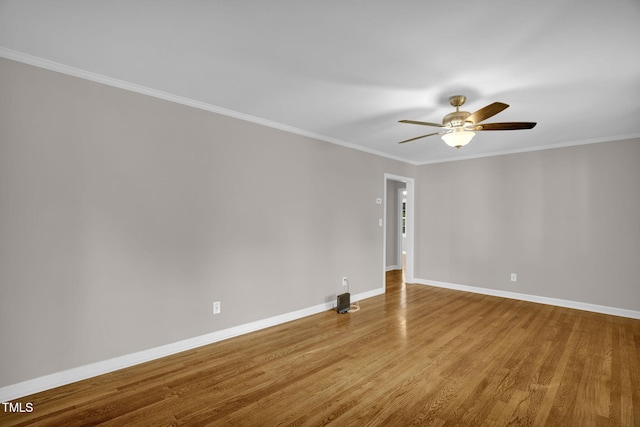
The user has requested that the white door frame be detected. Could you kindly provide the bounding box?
[383,173,415,288]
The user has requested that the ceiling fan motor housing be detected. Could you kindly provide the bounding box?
[443,111,472,127]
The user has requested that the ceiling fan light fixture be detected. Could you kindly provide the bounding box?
[442,129,475,149]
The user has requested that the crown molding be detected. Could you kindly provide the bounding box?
[0,47,417,166]
[416,133,640,165]
[4,47,636,168]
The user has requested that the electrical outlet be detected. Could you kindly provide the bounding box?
[213,301,221,314]
[510,273,517,282]
[342,277,348,287]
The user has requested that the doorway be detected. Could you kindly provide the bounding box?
[383,174,414,291]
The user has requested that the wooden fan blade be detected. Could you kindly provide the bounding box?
[466,102,509,124]
[399,119,444,127]
[474,122,537,131]
[398,132,442,144]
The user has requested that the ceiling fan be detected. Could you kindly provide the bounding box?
[398,95,536,149]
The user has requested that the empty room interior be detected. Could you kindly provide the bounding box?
[1,1,639,425]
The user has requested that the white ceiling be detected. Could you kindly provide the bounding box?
[1,0,639,164]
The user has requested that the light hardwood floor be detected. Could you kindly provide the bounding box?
[2,270,639,426]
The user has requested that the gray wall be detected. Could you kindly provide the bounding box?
[0,58,415,387]
[2,55,638,390]
[415,139,640,311]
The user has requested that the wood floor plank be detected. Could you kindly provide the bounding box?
[1,271,639,426]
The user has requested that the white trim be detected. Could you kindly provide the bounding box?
[397,188,406,268]
[352,287,385,302]
[3,48,638,169]
[0,288,380,402]
[383,174,415,289]
[0,47,414,166]
[3,48,637,167]
[413,278,640,320]
[385,265,400,272]
[416,133,640,165]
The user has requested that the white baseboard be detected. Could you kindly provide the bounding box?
[0,289,381,402]
[413,278,640,320]
[352,287,385,302]
[11,281,633,402]
[385,265,400,272]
